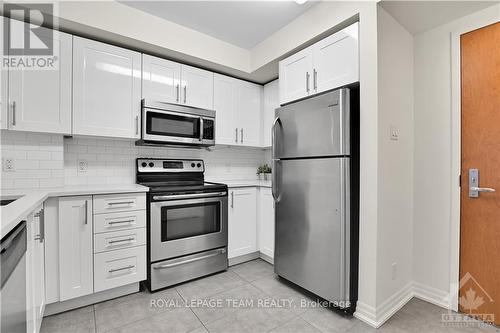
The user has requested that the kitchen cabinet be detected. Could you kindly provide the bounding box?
[214,74,262,147]
[0,16,7,130]
[58,196,93,301]
[142,55,214,109]
[228,188,257,258]
[73,37,141,139]
[258,188,275,259]
[262,80,279,147]
[279,22,359,105]
[7,20,72,134]
[26,205,45,333]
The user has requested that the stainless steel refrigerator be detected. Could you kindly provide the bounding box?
[272,87,359,312]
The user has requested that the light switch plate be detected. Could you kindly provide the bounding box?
[390,126,399,141]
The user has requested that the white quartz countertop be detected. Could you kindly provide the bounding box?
[207,179,272,188]
[1,184,149,239]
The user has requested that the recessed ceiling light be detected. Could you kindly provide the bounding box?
[294,0,308,4]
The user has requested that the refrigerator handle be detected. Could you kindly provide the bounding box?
[271,117,282,159]
[272,159,279,202]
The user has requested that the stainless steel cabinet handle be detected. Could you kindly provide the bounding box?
[306,72,310,93]
[176,84,180,102]
[240,128,243,143]
[135,116,139,135]
[184,85,187,104]
[108,201,134,206]
[109,265,135,273]
[313,69,317,91]
[153,249,225,270]
[84,200,88,225]
[231,191,234,208]
[235,128,238,143]
[39,208,45,243]
[11,101,16,126]
[108,238,135,245]
[108,219,134,225]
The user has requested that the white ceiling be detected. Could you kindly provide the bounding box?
[380,1,498,35]
[120,1,318,49]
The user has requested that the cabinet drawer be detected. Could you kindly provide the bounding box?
[94,210,146,233]
[94,246,146,293]
[94,228,146,253]
[93,193,146,214]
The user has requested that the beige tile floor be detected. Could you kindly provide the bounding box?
[41,259,499,333]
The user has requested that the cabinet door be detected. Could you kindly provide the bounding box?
[142,54,181,105]
[228,188,257,258]
[279,47,313,105]
[73,37,141,138]
[32,207,45,332]
[26,212,35,333]
[237,81,262,147]
[312,22,359,94]
[58,196,93,301]
[262,80,279,147]
[8,21,72,134]
[214,74,238,145]
[258,188,275,259]
[181,64,214,109]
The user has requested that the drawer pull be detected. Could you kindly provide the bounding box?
[108,238,135,245]
[109,265,135,273]
[108,219,134,225]
[108,201,135,206]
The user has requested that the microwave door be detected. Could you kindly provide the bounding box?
[143,109,201,144]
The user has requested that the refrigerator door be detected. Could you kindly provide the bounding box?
[274,157,350,304]
[273,88,349,159]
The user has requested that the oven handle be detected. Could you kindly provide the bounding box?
[153,248,226,270]
[152,191,227,201]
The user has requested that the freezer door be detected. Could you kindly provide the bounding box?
[273,88,349,159]
[274,157,350,304]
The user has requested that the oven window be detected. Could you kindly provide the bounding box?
[161,202,220,241]
[146,111,200,139]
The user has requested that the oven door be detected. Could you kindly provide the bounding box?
[143,108,203,144]
[150,195,228,261]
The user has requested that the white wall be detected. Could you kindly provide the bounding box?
[0,131,267,190]
[413,3,500,301]
[376,5,414,313]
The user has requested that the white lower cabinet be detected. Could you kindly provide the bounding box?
[228,188,257,258]
[58,196,93,301]
[26,205,45,333]
[258,188,275,259]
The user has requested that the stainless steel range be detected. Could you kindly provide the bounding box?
[136,158,228,291]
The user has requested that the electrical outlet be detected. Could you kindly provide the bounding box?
[391,262,397,280]
[77,159,88,173]
[3,158,15,172]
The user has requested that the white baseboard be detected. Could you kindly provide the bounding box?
[228,251,260,266]
[354,281,450,328]
[259,252,274,265]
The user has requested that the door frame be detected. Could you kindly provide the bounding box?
[450,15,499,312]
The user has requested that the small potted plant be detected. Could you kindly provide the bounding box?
[257,164,272,181]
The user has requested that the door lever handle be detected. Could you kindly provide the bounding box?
[469,168,496,198]
[470,187,495,193]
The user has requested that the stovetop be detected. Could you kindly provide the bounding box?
[139,181,227,194]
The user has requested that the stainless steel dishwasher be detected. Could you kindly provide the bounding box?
[1,221,27,333]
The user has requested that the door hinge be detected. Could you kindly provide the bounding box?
[459,174,461,187]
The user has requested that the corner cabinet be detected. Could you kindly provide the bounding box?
[258,188,275,259]
[262,80,279,147]
[279,22,359,105]
[214,74,262,147]
[228,188,257,258]
[142,54,214,110]
[58,196,94,301]
[72,37,141,139]
[6,20,72,134]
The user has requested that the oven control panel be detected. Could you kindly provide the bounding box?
[137,159,204,173]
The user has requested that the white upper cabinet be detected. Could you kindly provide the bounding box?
[181,64,214,109]
[142,55,213,109]
[7,20,72,134]
[142,54,181,104]
[214,74,238,145]
[312,22,359,94]
[262,80,279,147]
[73,37,141,139]
[279,47,313,105]
[279,22,359,105]
[213,73,262,147]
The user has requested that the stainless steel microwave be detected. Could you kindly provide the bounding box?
[141,100,215,147]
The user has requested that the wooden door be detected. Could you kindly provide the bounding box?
[460,22,500,325]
